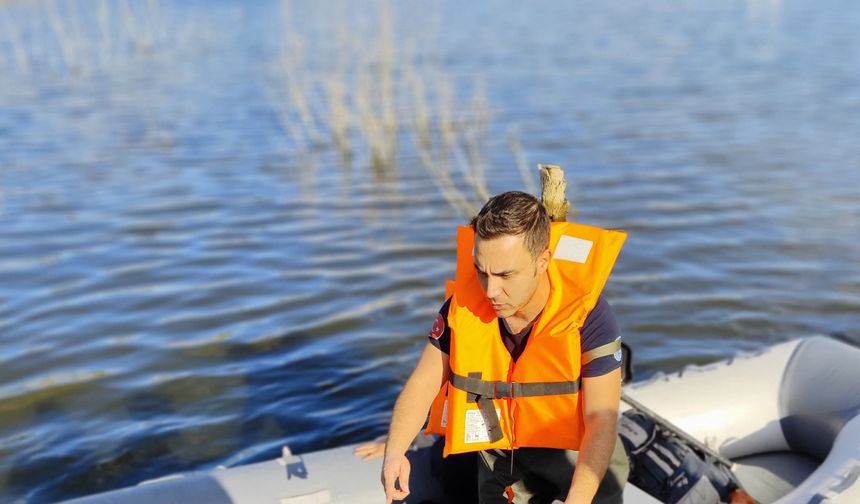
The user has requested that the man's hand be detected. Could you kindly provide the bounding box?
[381,453,411,503]
[354,440,386,460]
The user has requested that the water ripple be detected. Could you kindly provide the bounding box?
[2,1,860,502]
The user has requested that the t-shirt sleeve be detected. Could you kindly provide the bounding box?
[580,296,622,378]
[427,297,453,354]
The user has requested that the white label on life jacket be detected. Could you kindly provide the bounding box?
[441,400,448,428]
[464,408,501,444]
[553,235,593,264]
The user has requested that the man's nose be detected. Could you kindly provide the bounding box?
[486,276,502,299]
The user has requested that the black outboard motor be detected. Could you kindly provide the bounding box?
[618,410,746,504]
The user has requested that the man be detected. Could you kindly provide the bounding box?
[382,191,629,503]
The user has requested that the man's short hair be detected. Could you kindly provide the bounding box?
[470,191,551,258]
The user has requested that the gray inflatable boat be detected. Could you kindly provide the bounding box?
[63,335,860,504]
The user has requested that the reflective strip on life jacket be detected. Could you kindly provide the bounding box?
[582,337,622,366]
[450,373,582,400]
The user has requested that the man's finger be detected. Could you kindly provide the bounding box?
[383,466,399,503]
[358,445,384,460]
[355,444,375,455]
[399,461,411,495]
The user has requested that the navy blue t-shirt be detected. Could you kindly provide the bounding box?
[427,295,622,377]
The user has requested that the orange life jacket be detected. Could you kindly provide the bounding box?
[425,222,626,456]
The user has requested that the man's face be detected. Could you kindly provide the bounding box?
[473,233,549,319]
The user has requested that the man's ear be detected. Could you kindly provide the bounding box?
[536,248,550,274]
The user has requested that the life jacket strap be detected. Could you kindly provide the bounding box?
[476,396,504,443]
[450,373,582,443]
[450,373,582,399]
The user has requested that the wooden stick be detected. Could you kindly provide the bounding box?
[538,164,570,222]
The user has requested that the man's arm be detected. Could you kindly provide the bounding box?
[381,342,449,503]
[564,368,622,504]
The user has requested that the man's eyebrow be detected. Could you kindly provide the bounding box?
[473,262,515,276]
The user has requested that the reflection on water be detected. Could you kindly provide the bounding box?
[1,0,860,501]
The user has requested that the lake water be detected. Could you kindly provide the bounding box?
[1,0,859,501]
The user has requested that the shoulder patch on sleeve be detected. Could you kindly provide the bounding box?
[429,313,445,340]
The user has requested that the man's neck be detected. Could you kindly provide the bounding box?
[503,273,550,334]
